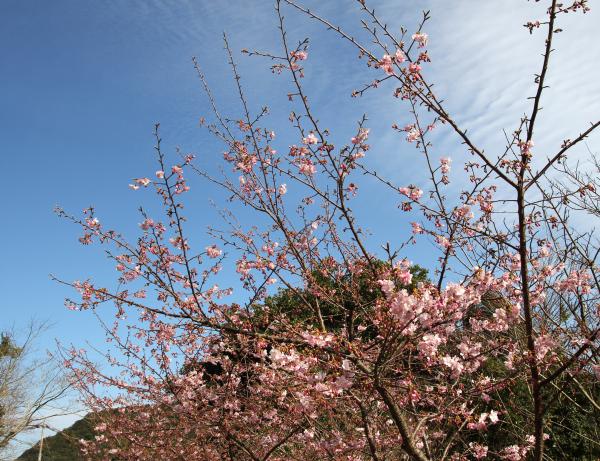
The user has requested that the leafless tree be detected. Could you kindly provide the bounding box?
[0,322,70,460]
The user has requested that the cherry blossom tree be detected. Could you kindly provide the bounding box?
[56,0,599,459]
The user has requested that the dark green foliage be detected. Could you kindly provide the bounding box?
[180,261,428,395]
[255,261,428,335]
[543,376,600,460]
[458,354,600,460]
[0,335,22,359]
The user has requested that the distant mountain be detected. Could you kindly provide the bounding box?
[16,414,96,461]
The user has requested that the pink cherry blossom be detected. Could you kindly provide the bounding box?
[379,54,394,75]
[411,222,424,234]
[406,127,421,142]
[441,355,464,377]
[409,62,422,74]
[440,157,451,174]
[418,333,443,358]
[205,245,222,258]
[135,178,151,187]
[489,410,499,424]
[139,218,154,230]
[351,127,370,144]
[291,50,308,61]
[378,279,395,296]
[412,32,429,47]
[469,443,489,459]
[518,139,534,157]
[298,158,317,176]
[398,269,413,285]
[302,132,318,145]
[395,48,406,63]
[399,185,423,200]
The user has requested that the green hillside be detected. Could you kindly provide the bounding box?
[16,415,95,461]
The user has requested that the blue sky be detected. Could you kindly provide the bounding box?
[2,0,599,441]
